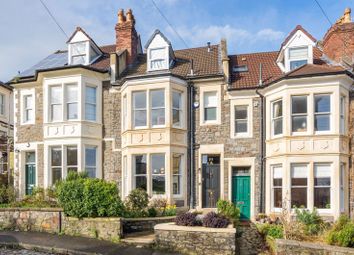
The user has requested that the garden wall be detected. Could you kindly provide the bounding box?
[276,239,354,255]
[0,208,122,242]
[62,217,122,242]
[123,216,175,235]
[154,222,237,255]
[0,208,61,233]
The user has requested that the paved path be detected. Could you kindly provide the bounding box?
[0,231,177,255]
[0,247,55,255]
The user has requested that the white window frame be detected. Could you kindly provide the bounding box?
[66,145,78,174]
[271,99,283,137]
[271,164,283,212]
[290,163,309,209]
[65,84,79,121]
[313,163,331,212]
[172,154,183,197]
[340,96,346,134]
[151,153,166,195]
[172,90,183,128]
[340,163,346,213]
[291,95,308,134]
[230,98,252,138]
[148,47,168,71]
[84,145,97,178]
[133,154,148,191]
[314,94,331,133]
[69,41,88,65]
[200,86,221,126]
[122,94,128,131]
[132,91,148,129]
[288,46,309,71]
[20,89,35,125]
[49,85,62,122]
[50,146,63,185]
[0,94,5,116]
[84,85,97,122]
[150,89,166,128]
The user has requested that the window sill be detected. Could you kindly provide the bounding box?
[233,133,252,139]
[200,121,220,126]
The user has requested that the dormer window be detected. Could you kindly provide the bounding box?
[149,48,167,70]
[145,29,175,72]
[67,27,102,66]
[289,47,308,70]
[70,42,87,65]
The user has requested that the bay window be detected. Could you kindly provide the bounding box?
[204,91,217,122]
[291,95,307,132]
[133,91,147,127]
[50,86,62,122]
[235,105,248,134]
[134,154,147,190]
[66,146,78,174]
[85,146,97,178]
[272,100,283,135]
[122,95,127,130]
[24,95,34,123]
[289,47,308,70]
[314,163,331,209]
[314,94,330,132]
[151,90,165,126]
[85,86,97,121]
[172,91,182,127]
[340,163,345,212]
[151,154,165,195]
[272,165,283,209]
[173,154,182,195]
[51,147,62,184]
[66,84,78,120]
[0,94,4,115]
[291,164,308,208]
[340,96,345,134]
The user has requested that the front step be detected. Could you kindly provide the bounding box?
[121,232,155,248]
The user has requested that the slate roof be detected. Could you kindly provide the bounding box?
[228,47,348,90]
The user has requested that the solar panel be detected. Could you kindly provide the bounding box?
[19,52,68,77]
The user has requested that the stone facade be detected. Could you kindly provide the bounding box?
[154,222,237,255]
[0,208,61,233]
[62,217,122,242]
[276,239,354,255]
[102,82,121,186]
[237,224,266,255]
[122,216,175,235]
[193,81,262,216]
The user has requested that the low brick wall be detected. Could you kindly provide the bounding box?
[0,208,62,233]
[62,217,122,242]
[123,216,175,235]
[276,239,354,255]
[155,222,237,255]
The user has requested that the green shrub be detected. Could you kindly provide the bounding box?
[295,207,324,235]
[0,185,15,204]
[216,199,240,225]
[124,189,149,217]
[10,187,58,208]
[257,223,284,239]
[56,172,124,218]
[326,215,354,247]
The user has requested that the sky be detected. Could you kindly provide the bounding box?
[0,0,352,82]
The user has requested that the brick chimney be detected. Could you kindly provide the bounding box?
[322,7,354,67]
[115,9,139,65]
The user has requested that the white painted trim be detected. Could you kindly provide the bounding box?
[230,98,253,139]
[199,86,222,126]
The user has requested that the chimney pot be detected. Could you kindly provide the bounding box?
[118,9,125,24]
[207,42,211,52]
[126,9,135,23]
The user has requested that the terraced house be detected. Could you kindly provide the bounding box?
[9,8,354,221]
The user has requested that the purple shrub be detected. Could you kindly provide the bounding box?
[175,212,200,226]
[202,212,230,228]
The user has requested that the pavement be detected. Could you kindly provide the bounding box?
[0,231,177,255]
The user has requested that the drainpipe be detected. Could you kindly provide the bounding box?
[188,80,195,209]
[255,63,266,214]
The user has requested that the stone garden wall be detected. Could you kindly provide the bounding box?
[122,216,175,235]
[0,208,61,233]
[0,208,122,242]
[276,239,354,255]
[154,222,237,255]
[62,217,122,242]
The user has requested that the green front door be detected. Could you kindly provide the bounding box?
[25,152,36,195]
[232,175,251,220]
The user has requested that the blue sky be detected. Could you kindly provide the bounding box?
[0,0,352,81]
